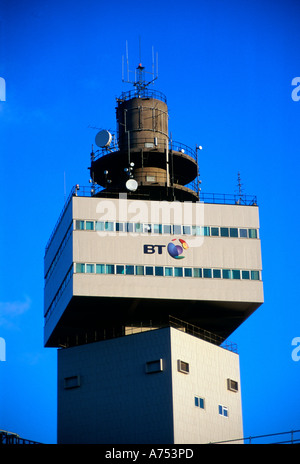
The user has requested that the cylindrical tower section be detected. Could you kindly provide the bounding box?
[116,96,168,152]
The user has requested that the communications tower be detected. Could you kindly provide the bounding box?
[44,50,263,444]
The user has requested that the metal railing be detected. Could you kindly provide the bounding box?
[209,429,300,444]
[118,88,167,103]
[199,192,257,206]
[0,430,42,445]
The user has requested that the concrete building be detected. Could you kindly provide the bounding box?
[44,58,263,444]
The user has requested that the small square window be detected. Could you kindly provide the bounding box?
[75,220,85,230]
[211,227,219,236]
[173,225,181,234]
[106,264,115,274]
[219,405,228,417]
[134,223,143,233]
[145,266,154,276]
[200,226,210,236]
[116,265,125,274]
[155,266,164,276]
[227,379,238,392]
[135,266,144,275]
[184,268,192,277]
[248,228,257,239]
[145,359,163,374]
[191,226,200,236]
[163,224,172,234]
[203,268,212,278]
[193,268,202,278]
[86,263,95,273]
[153,224,162,234]
[126,223,134,233]
[242,270,250,280]
[96,264,105,274]
[239,228,248,238]
[213,269,221,278]
[76,263,85,273]
[86,221,94,230]
[177,360,189,374]
[64,375,80,389]
[105,222,114,231]
[251,270,260,280]
[95,221,104,231]
[230,228,238,237]
[143,224,152,233]
[126,265,134,275]
[116,222,124,232]
[223,269,232,279]
[165,267,173,277]
[232,269,241,280]
[183,225,191,235]
[220,227,229,237]
[174,267,183,277]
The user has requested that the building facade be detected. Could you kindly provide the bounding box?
[44,60,263,444]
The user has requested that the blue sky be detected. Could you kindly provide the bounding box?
[0,0,299,444]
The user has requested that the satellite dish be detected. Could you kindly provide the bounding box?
[95,130,112,148]
[126,178,138,192]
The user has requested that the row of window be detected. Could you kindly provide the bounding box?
[75,220,258,239]
[75,262,261,281]
[194,397,228,417]
[45,264,73,322]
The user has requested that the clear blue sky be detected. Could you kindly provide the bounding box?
[0,0,299,444]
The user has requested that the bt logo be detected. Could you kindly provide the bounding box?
[144,238,189,259]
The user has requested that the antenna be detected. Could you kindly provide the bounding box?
[122,40,158,92]
[236,171,244,204]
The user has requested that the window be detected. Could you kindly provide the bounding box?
[126,265,134,275]
[251,270,260,280]
[227,379,239,392]
[165,267,173,277]
[211,227,219,236]
[95,221,105,231]
[213,269,221,278]
[143,224,152,233]
[155,266,164,276]
[183,225,191,235]
[64,375,80,389]
[232,269,241,280]
[239,228,248,238]
[184,268,192,277]
[223,269,232,279]
[203,268,212,278]
[173,225,181,234]
[242,270,250,280]
[194,396,205,409]
[248,228,257,239]
[193,268,202,278]
[200,226,210,236]
[163,224,172,234]
[220,227,229,237]
[134,223,143,233]
[191,226,200,236]
[75,220,85,230]
[153,224,162,234]
[106,264,115,274]
[230,228,238,237]
[96,264,105,274]
[86,263,95,273]
[145,359,163,374]
[126,223,134,233]
[135,265,144,275]
[174,267,183,277]
[105,222,114,231]
[219,405,228,417]
[86,221,94,230]
[116,265,125,274]
[116,222,124,232]
[76,263,85,273]
[145,266,153,276]
[177,360,189,374]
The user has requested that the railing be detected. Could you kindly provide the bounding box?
[209,429,300,444]
[118,88,167,103]
[0,430,42,445]
[199,192,258,206]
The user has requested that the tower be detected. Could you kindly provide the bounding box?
[44,50,263,444]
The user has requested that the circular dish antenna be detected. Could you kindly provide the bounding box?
[95,130,112,148]
[126,178,138,192]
